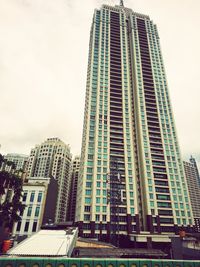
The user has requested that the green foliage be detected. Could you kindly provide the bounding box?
[0,154,4,168]
[0,154,25,229]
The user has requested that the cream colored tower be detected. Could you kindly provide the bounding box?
[76,2,194,239]
[26,138,72,222]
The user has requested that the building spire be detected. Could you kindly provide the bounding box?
[120,0,124,7]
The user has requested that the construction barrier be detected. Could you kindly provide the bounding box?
[0,258,199,267]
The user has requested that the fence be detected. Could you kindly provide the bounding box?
[0,258,199,267]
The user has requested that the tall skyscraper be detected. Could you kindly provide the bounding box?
[184,156,200,232]
[26,138,72,223]
[76,1,194,239]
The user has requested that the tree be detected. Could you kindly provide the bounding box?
[0,154,25,231]
[0,154,4,168]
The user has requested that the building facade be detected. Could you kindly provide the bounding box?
[26,138,72,222]
[12,177,58,240]
[4,154,28,172]
[76,1,194,238]
[68,156,80,222]
[184,157,200,232]
[12,178,50,240]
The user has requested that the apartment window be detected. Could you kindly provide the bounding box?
[22,192,28,202]
[24,221,29,232]
[32,221,37,232]
[87,168,93,173]
[86,190,91,195]
[150,201,154,207]
[84,206,91,212]
[101,197,105,204]
[96,215,100,221]
[102,206,107,212]
[27,207,32,217]
[149,194,153,199]
[84,214,90,221]
[86,182,92,188]
[35,207,40,217]
[85,197,91,204]
[97,182,101,187]
[130,208,135,215]
[37,192,42,203]
[30,192,35,202]
[181,211,185,216]
[16,221,21,232]
[86,175,92,180]
[96,189,101,196]
[96,206,100,212]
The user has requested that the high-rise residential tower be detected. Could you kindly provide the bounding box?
[26,138,72,223]
[68,156,80,222]
[184,156,200,232]
[76,1,194,239]
[4,153,28,172]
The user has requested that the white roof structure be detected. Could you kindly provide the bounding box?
[8,228,78,257]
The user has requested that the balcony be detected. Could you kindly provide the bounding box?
[154,173,168,179]
[152,161,165,167]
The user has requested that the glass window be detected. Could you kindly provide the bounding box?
[22,192,27,202]
[35,206,40,217]
[32,221,37,232]
[27,207,32,217]
[24,221,29,232]
[102,206,107,212]
[86,182,92,188]
[96,189,101,195]
[84,214,90,221]
[150,201,154,207]
[86,190,91,195]
[85,197,91,204]
[37,192,42,203]
[16,221,21,232]
[30,192,35,202]
[96,197,100,203]
[96,206,100,212]
[87,174,92,180]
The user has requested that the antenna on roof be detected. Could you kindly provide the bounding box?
[120,0,124,7]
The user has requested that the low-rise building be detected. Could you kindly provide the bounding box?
[12,177,58,241]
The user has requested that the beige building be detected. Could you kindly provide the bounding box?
[184,157,200,232]
[76,1,194,239]
[12,178,49,239]
[26,138,72,223]
[4,153,28,172]
[12,177,58,241]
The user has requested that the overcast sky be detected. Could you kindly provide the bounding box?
[0,0,199,163]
